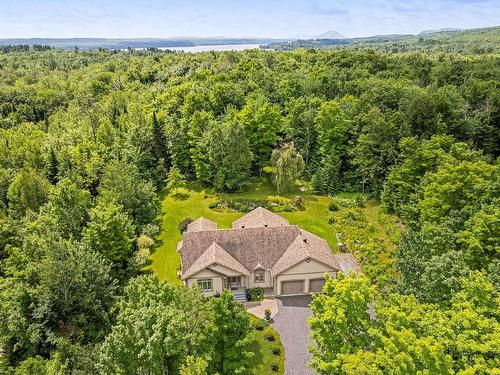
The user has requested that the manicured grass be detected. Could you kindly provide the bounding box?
[247,315,285,374]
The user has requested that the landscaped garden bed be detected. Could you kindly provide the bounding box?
[209,195,302,213]
[247,315,284,374]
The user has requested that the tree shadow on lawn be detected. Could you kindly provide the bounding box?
[247,337,265,369]
[172,192,190,201]
[185,180,208,193]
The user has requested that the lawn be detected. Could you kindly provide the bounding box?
[247,315,285,374]
[150,171,395,284]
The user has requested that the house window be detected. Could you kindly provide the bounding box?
[197,279,213,292]
[254,270,265,283]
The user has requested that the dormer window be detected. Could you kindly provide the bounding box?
[254,270,265,283]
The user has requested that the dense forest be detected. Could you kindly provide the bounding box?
[0,41,499,374]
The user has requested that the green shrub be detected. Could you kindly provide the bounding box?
[265,329,276,341]
[331,196,356,208]
[246,287,264,301]
[254,319,268,331]
[271,363,280,372]
[209,197,298,213]
[353,194,368,207]
[331,193,369,208]
[178,217,193,233]
[271,346,281,355]
[329,202,339,211]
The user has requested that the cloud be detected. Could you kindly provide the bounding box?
[309,1,349,16]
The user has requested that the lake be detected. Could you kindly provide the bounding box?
[161,43,262,52]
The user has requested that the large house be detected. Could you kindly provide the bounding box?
[178,207,360,297]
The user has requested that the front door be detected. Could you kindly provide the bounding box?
[228,276,241,289]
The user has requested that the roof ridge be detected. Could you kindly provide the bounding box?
[302,232,311,258]
[185,225,300,235]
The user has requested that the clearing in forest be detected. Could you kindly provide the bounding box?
[151,173,396,284]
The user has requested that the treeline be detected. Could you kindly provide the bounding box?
[0,44,53,53]
[0,46,499,373]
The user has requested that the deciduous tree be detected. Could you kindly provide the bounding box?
[271,143,305,194]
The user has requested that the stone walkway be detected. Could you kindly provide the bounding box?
[246,299,279,319]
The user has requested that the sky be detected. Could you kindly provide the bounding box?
[0,0,499,39]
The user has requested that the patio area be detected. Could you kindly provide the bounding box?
[246,298,280,320]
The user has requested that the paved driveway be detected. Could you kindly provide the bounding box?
[272,295,315,375]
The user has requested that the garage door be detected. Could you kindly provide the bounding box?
[309,278,326,293]
[281,280,304,295]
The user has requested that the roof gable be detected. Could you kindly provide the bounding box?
[187,217,217,232]
[182,241,249,279]
[271,230,340,276]
[232,207,289,229]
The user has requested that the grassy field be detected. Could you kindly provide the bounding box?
[247,316,285,374]
[150,171,395,283]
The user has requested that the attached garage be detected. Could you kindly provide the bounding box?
[309,278,326,293]
[281,280,305,295]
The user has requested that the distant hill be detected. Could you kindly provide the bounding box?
[419,28,462,35]
[317,30,347,39]
[292,30,346,40]
[265,26,500,53]
[0,37,287,50]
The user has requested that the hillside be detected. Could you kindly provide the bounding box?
[265,26,500,53]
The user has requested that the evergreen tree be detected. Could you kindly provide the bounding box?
[151,111,170,167]
[46,148,59,185]
[207,118,253,191]
[166,166,186,195]
[82,200,135,279]
[312,101,349,194]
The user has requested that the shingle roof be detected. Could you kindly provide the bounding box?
[270,229,340,276]
[187,217,217,232]
[182,241,249,280]
[232,207,289,229]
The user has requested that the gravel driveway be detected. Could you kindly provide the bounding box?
[272,295,315,375]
